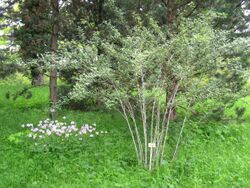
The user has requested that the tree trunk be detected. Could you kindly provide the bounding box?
[164,0,177,120]
[50,0,59,119]
[166,0,177,28]
[165,77,178,120]
[31,66,44,86]
[97,0,104,24]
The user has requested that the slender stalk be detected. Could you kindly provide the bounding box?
[155,89,174,165]
[156,83,177,157]
[119,101,140,164]
[139,68,148,167]
[159,107,173,164]
[172,116,187,160]
[127,101,144,162]
[112,82,142,164]
[160,83,179,164]
[172,102,191,160]
[152,100,161,168]
[149,96,156,170]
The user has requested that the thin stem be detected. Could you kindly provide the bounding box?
[127,101,144,162]
[160,82,180,165]
[112,81,141,164]
[172,102,191,160]
[119,101,140,164]
[152,100,161,168]
[149,96,157,170]
[139,68,147,167]
[172,116,187,160]
[155,86,175,165]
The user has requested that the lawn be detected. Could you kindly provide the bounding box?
[0,83,250,188]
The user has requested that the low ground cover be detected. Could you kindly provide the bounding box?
[0,84,249,187]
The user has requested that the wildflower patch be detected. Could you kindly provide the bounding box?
[21,118,108,140]
[8,117,108,153]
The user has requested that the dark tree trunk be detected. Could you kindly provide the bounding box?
[97,0,104,24]
[166,0,177,27]
[164,0,178,120]
[50,0,59,119]
[31,66,44,86]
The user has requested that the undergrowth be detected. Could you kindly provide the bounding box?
[0,83,249,187]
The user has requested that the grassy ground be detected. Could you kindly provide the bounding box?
[0,82,250,188]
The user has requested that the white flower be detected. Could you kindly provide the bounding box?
[41,125,47,129]
[56,132,62,136]
[27,124,32,127]
[39,130,45,133]
[39,135,44,139]
[79,137,83,141]
[47,130,52,136]
[93,123,96,126]
[96,132,99,135]
[105,131,108,134]
[28,133,32,138]
[89,134,94,137]
[80,129,87,134]
[21,124,25,128]
[63,116,66,120]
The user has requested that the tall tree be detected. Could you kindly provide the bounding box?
[16,0,51,86]
[50,0,59,118]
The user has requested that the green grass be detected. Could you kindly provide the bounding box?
[0,83,249,187]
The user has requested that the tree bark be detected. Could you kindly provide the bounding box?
[97,0,104,24]
[50,0,59,119]
[164,0,178,120]
[166,77,177,120]
[31,66,44,86]
[166,0,177,27]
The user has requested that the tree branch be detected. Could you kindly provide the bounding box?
[177,0,192,9]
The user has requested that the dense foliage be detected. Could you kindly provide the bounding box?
[0,0,250,186]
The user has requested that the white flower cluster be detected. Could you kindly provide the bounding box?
[21,118,108,140]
